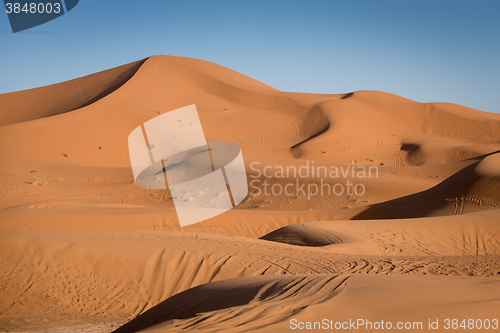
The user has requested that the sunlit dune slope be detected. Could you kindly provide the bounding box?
[1,55,500,332]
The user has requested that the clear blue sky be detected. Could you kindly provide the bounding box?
[1,0,499,113]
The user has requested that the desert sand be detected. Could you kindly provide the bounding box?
[1,55,500,332]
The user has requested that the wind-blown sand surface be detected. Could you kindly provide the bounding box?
[1,56,500,332]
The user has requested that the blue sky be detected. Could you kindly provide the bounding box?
[1,0,499,113]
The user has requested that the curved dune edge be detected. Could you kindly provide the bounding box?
[112,274,500,333]
[260,208,500,256]
[260,222,344,247]
[1,55,500,332]
[0,58,147,126]
[351,151,500,220]
[1,229,499,331]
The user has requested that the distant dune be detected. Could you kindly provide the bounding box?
[0,56,499,332]
[0,59,146,126]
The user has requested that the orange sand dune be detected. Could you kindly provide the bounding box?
[350,152,500,220]
[1,55,500,332]
[0,59,146,127]
[113,274,500,333]
[1,227,499,332]
[262,209,500,255]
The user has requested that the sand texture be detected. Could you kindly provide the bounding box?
[1,56,500,332]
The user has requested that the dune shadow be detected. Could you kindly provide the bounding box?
[352,161,481,220]
[341,92,354,99]
[111,277,275,333]
[290,124,330,149]
[290,106,330,154]
[260,223,342,247]
[72,61,147,111]
[0,58,147,126]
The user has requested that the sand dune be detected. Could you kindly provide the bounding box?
[1,55,500,332]
[261,209,500,256]
[112,274,500,333]
[0,60,146,127]
[1,227,499,332]
[349,152,500,220]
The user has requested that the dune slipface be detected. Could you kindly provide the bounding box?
[1,56,500,332]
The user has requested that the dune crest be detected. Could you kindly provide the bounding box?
[1,55,499,332]
[0,59,147,126]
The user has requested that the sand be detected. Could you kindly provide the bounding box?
[1,55,499,332]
